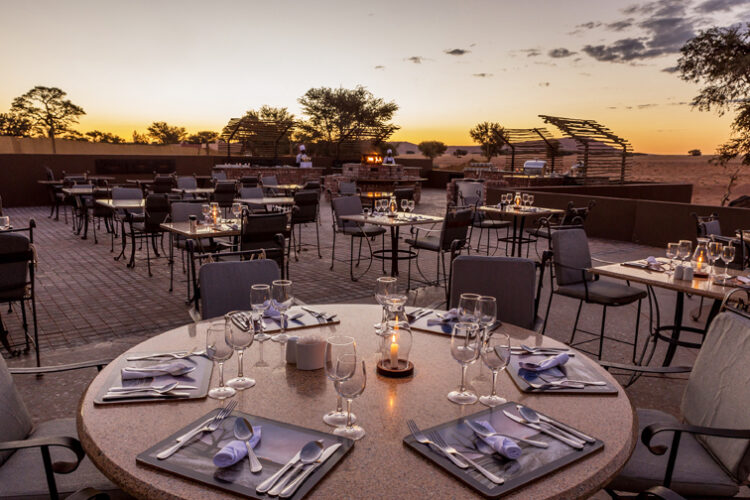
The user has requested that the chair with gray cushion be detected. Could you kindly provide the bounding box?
[168,202,217,293]
[239,187,264,199]
[330,195,386,281]
[290,189,322,260]
[542,228,646,361]
[449,256,543,330]
[175,175,201,200]
[126,194,170,276]
[261,175,279,196]
[199,259,280,319]
[457,181,510,254]
[0,355,120,499]
[603,309,750,498]
[211,170,227,182]
[338,181,359,196]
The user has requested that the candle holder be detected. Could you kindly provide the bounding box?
[691,237,710,278]
[376,327,414,378]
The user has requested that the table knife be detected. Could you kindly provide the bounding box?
[256,448,303,494]
[532,412,596,444]
[280,443,341,498]
[107,385,197,392]
[502,410,584,449]
[102,391,190,401]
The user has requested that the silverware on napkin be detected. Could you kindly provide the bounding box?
[502,410,584,449]
[279,443,342,498]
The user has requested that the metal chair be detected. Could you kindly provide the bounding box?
[330,195,386,281]
[211,170,227,182]
[338,181,359,196]
[237,211,290,279]
[290,189,321,260]
[457,181,510,254]
[261,175,279,196]
[198,258,280,320]
[126,194,170,276]
[542,228,647,361]
[110,187,144,258]
[175,175,200,199]
[211,180,237,214]
[239,187,263,199]
[529,200,595,257]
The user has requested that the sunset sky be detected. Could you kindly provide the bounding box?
[1,0,749,153]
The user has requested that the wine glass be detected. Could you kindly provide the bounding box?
[720,244,736,280]
[522,193,530,206]
[708,241,723,277]
[374,276,398,334]
[407,199,415,213]
[333,355,367,440]
[231,202,242,220]
[666,242,679,272]
[324,336,357,427]
[271,279,293,342]
[447,322,481,405]
[458,293,480,323]
[401,199,408,213]
[206,322,236,399]
[201,204,210,224]
[0,216,10,229]
[528,194,535,206]
[479,332,511,407]
[251,284,271,342]
[678,240,692,263]
[225,312,255,390]
[473,296,496,383]
[363,207,371,218]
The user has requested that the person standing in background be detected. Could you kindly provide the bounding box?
[382,149,396,165]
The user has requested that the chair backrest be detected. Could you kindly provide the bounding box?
[239,187,263,199]
[152,175,174,194]
[339,181,357,195]
[550,228,593,286]
[176,176,197,190]
[0,233,31,303]
[143,194,170,230]
[240,176,259,187]
[560,200,595,226]
[112,187,144,200]
[211,171,227,181]
[0,355,33,465]
[212,181,237,206]
[331,195,363,230]
[694,212,722,237]
[681,310,750,482]
[439,207,473,251]
[292,190,319,223]
[171,202,203,222]
[394,188,415,205]
[449,256,537,330]
[240,212,287,251]
[302,180,320,191]
[199,259,280,319]
[44,166,55,180]
[456,181,484,207]
[64,175,87,184]
[261,175,278,186]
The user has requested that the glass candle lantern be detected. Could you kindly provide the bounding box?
[383,295,410,336]
[377,294,415,377]
[382,327,412,370]
[514,192,522,206]
[692,237,710,273]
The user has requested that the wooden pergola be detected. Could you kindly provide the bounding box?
[539,115,632,183]
[220,118,296,161]
[493,127,563,173]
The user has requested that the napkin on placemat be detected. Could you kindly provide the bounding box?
[212,426,262,467]
[426,308,459,325]
[519,353,569,372]
[120,360,193,380]
[738,276,750,284]
[472,421,522,460]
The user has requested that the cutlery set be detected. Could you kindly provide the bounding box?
[300,306,337,323]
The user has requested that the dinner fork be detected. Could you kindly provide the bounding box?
[430,432,504,484]
[406,419,467,469]
[126,348,206,361]
[157,400,238,459]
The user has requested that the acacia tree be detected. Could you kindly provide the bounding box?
[86,130,125,143]
[147,121,186,144]
[132,131,150,144]
[186,131,219,144]
[297,86,399,161]
[418,140,447,160]
[0,112,32,137]
[469,122,505,161]
[10,86,85,153]
[677,23,750,205]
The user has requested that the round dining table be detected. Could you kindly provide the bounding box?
[77,304,636,499]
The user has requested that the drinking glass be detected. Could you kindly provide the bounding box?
[678,240,692,263]
[225,312,256,390]
[206,322,236,399]
[720,244,736,280]
[666,242,679,272]
[201,204,210,223]
[458,293,480,323]
[479,332,511,407]
[447,322,481,405]
[708,241,723,277]
[333,356,366,440]
[0,216,9,229]
[251,284,271,342]
[363,207,371,218]
[374,276,398,334]
[401,199,408,212]
[407,200,415,212]
[473,296,496,383]
[522,193,530,206]
[231,202,242,219]
[271,279,293,342]
[324,336,357,427]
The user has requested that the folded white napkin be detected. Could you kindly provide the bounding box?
[519,352,569,372]
[120,360,193,380]
[426,308,460,325]
[472,420,522,460]
[212,426,262,467]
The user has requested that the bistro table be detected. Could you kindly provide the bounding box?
[77,304,635,500]
[172,187,215,197]
[478,205,564,257]
[236,197,295,207]
[590,261,745,366]
[95,198,145,254]
[62,186,111,240]
[339,213,444,277]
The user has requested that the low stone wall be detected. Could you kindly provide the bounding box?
[213,165,325,184]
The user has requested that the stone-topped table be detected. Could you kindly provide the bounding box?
[77,304,635,499]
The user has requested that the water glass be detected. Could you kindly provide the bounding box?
[678,240,692,262]
[225,312,256,390]
[479,332,511,407]
[201,204,210,223]
[333,355,367,440]
[476,296,497,339]
[447,322,481,405]
[522,193,530,206]
[666,242,679,271]
[251,284,271,342]
[271,279,293,341]
[0,216,9,229]
[407,200,415,212]
[363,207,371,218]
[401,199,408,212]
[231,202,242,219]
[374,276,398,334]
[206,322,236,399]
[720,244,736,279]
[458,293,480,323]
[528,194,534,206]
[708,241,723,276]
[324,336,357,427]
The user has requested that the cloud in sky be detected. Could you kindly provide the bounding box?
[522,48,541,57]
[538,82,550,87]
[374,65,385,70]
[607,19,634,31]
[548,47,576,58]
[472,73,492,78]
[661,65,679,73]
[405,56,424,64]
[444,48,470,56]
[637,103,658,108]
[695,0,750,12]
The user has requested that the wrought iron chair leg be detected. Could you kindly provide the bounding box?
[357,237,363,267]
[20,300,29,352]
[315,221,321,258]
[570,300,584,345]
[633,298,642,364]
[330,230,336,270]
[598,305,607,360]
[146,233,152,277]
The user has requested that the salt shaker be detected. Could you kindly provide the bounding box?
[683,266,694,281]
[188,214,197,232]
[673,264,684,280]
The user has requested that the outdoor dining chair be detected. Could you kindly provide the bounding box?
[338,181,359,196]
[198,258,280,320]
[330,195,386,281]
[261,175,280,197]
[175,175,200,199]
[0,355,116,500]
[236,211,290,279]
[528,200,595,257]
[211,170,227,181]
[239,186,263,199]
[290,189,322,260]
[211,180,238,214]
[457,181,510,254]
[240,176,259,188]
[126,193,170,276]
[603,304,750,498]
[541,228,646,362]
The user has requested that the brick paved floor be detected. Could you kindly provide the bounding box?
[4,189,724,498]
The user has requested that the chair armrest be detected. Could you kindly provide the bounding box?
[410,226,442,235]
[591,257,618,265]
[636,486,687,500]
[0,435,85,474]
[9,359,111,374]
[65,487,109,500]
[599,360,691,374]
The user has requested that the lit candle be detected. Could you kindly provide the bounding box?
[697,255,703,271]
[389,334,399,369]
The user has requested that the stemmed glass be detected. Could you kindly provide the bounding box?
[401,199,408,213]
[528,194,534,206]
[225,312,255,390]
[720,244,736,281]
[271,279,293,342]
[374,276,398,334]
[407,199,415,213]
[666,242,679,273]
[522,193,530,207]
[332,355,367,440]
[324,336,357,427]
[0,216,10,229]
[678,240,692,264]
[447,322,481,405]
[479,332,511,407]
[251,284,271,342]
[458,293,480,322]
[206,322,236,399]
[708,241,723,277]
[231,202,242,220]
[363,207,371,218]
[201,204,210,224]
[473,296,496,383]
